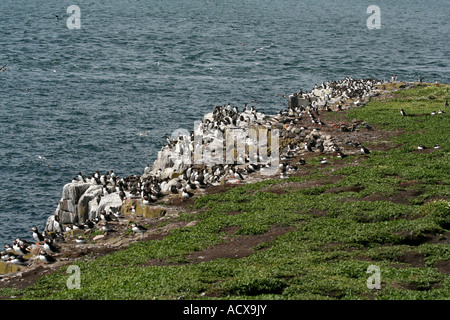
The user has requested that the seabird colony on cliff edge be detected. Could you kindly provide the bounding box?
[1,77,386,268]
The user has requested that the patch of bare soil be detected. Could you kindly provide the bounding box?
[436,260,450,275]
[359,189,423,205]
[186,225,295,263]
[325,185,364,194]
[259,179,336,195]
[394,252,427,267]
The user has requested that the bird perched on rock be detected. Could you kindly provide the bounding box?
[43,238,60,254]
[78,172,86,183]
[39,250,56,264]
[15,244,30,256]
[8,255,29,266]
[30,227,45,244]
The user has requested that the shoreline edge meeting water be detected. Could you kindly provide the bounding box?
[2,77,399,272]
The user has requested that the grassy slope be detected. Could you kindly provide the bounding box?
[2,83,449,300]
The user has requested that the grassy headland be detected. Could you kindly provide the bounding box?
[1,82,449,300]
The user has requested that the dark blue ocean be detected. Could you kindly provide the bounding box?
[0,0,448,246]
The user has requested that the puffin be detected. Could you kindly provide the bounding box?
[360,146,371,155]
[182,188,194,198]
[39,250,56,264]
[9,255,29,266]
[30,227,45,244]
[75,236,86,244]
[43,238,60,254]
[130,223,148,234]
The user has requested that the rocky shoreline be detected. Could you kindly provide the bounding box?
[1,77,403,278]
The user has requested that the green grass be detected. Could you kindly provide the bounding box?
[1,83,449,300]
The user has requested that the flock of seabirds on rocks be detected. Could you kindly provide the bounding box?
[1,77,447,269]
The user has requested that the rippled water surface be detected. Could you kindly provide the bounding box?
[0,0,448,246]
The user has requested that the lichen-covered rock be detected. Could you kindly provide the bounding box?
[121,199,166,219]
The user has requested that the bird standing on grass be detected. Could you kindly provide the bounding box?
[400,108,406,116]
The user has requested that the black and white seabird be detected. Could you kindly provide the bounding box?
[43,238,60,254]
[182,188,194,198]
[30,227,45,244]
[8,255,29,266]
[400,108,406,116]
[78,172,86,183]
[130,223,147,234]
[39,250,56,264]
[360,146,370,155]
[75,236,86,244]
[99,222,114,233]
